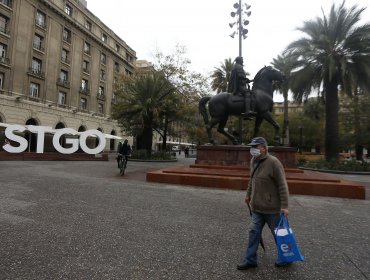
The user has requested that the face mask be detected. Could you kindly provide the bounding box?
[250,147,261,157]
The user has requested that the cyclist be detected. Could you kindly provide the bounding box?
[116,139,132,168]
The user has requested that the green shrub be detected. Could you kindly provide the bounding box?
[131,149,175,160]
[299,159,370,172]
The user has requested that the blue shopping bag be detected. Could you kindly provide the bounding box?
[274,213,304,263]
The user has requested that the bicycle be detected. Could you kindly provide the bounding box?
[117,153,129,176]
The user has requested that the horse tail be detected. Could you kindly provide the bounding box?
[199,96,212,125]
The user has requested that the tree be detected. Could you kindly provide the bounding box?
[210,58,233,93]
[112,72,175,154]
[284,1,370,161]
[271,53,296,146]
[152,45,210,148]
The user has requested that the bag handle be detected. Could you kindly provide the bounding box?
[276,213,290,234]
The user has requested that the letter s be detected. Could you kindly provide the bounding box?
[3,125,28,153]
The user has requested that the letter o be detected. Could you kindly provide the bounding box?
[79,130,106,154]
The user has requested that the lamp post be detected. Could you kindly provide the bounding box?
[229,0,251,57]
[229,1,251,144]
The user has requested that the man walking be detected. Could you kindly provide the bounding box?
[237,137,290,270]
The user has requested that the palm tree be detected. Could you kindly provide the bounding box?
[210,58,233,93]
[272,53,296,146]
[284,1,370,161]
[112,71,175,154]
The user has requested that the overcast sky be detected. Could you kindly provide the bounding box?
[87,0,369,100]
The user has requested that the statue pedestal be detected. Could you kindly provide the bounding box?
[146,145,366,199]
[195,145,297,168]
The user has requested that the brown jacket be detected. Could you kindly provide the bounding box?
[246,153,289,214]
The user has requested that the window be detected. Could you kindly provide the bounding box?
[0,0,11,8]
[102,33,107,43]
[33,34,44,51]
[61,49,69,63]
[100,53,106,64]
[65,3,73,16]
[84,41,91,54]
[82,60,89,72]
[114,62,120,72]
[100,69,105,81]
[31,57,42,73]
[0,14,8,33]
[115,44,120,52]
[58,91,66,105]
[112,93,117,103]
[60,70,68,81]
[85,20,92,31]
[30,82,40,98]
[35,10,46,28]
[98,103,104,114]
[0,42,6,58]
[81,79,88,90]
[80,97,87,110]
[0,72,4,89]
[98,86,104,97]
[63,28,71,43]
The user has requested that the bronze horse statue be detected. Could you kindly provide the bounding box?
[199,66,285,145]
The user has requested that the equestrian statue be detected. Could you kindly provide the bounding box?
[199,58,286,145]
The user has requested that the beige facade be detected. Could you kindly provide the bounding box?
[0,0,136,151]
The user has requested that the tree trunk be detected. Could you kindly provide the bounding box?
[136,118,153,156]
[162,114,168,151]
[324,82,339,161]
[353,91,363,161]
[282,90,289,146]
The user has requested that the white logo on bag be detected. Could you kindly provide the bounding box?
[280,243,294,256]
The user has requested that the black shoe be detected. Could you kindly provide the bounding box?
[274,262,292,268]
[237,263,258,270]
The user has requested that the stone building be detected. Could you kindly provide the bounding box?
[0,0,136,152]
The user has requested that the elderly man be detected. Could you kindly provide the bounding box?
[237,137,290,270]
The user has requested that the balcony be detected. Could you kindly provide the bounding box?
[61,56,70,64]
[0,0,12,8]
[79,87,90,95]
[27,67,45,79]
[0,56,10,66]
[35,20,46,29]
[33,43,45,52]
[97,93,106,101]
[56,78,70,88]
[0,25,9,35]
[63,36,71,44]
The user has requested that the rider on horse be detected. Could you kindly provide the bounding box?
[227,56,256,119]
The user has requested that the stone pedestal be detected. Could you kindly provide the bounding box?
[195,145,297,168]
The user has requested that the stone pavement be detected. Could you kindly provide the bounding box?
[0,156,369,280]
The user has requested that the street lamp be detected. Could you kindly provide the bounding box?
[229,1,251,144]
[229,1,251,57]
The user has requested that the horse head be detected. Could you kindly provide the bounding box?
[252,66,285,94]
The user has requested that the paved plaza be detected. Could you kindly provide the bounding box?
[0,156,369,280]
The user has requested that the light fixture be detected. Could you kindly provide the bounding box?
[229,31,236,38]
[229,22,236,28]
